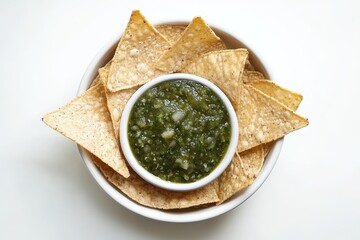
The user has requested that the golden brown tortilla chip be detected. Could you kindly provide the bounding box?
[237,84,309,152]
[156,25,186,45]
[245,79,303,111]
[216,153,253,204]
[217,144,267,204]
[43,84,129,178]
[249,79,303,159]
[257,82,303,156]
[239,145,265,178]
[99,66,139,140]
[91,154,219,209]
[107,10,171,92]
[182,49,248,105]
[155,17,226,72]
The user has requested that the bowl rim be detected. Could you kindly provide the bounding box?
[77,21,283,223]
[119,73,239,191]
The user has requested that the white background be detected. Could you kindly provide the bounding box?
[1,0,359,239]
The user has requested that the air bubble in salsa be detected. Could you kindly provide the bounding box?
[128,79,231,183]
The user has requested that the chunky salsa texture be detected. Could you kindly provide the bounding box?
[128,79,231,183]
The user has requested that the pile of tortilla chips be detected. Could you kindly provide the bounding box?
[43,10,308,209]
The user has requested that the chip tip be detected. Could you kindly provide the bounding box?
[131,9,141,15]
[122,171,130,178]
[190,16,206,25]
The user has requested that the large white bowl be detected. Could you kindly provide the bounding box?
[77,21,283,223]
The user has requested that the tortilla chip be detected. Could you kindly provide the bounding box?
[91,154,219,209]
[217,153,253,204]
[258,80,304,156]
[239,145,265,178]
[250,79,303,157]
[156,25,186,45]
[155,17,226,72]
[99,66,139,140]
[182,49,248,105]
[107,10,171,92]
[43,84,129,178]
[237,84,309,152]
[242,70,265,82]
[244,77,303,154]
[245,79,303,111]
[217,144,266,204]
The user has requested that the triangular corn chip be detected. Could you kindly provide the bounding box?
[246,79,303,163]
[182,49,248,105]
[216,153,253,204]
[217,143,267,204]
[242,80,304,172]
[237,84,309,152]
[155,17,226,72]
[43,84,129,178]
[107,10,171,92]
[91,154,219,209]
[245,79,303,111]
[99,66,138,140]
[239,145,265,178]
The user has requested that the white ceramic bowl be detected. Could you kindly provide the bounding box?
[77,21,283,222]
[120,73,238,191]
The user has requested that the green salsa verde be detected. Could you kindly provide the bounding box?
[128,79,231,183]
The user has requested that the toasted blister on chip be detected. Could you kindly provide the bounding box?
[99,66,139,140]
[91,154,219,209]
[182,49,248,105]
[42,84,129,178]
[242,70,265,82]
[245,79,303,111]
[107,10,171,92]
[237,84,309,152]
[156,25,186,45]
[216,153,253,204]
[155,17,226,73]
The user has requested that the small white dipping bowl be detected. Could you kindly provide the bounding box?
[120,73,239,191]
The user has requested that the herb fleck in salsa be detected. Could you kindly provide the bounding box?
[128,79,231,183]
